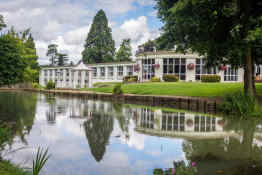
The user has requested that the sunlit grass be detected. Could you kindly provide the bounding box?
[84,82,262,97]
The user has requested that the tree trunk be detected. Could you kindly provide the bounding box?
[244,47,256,96]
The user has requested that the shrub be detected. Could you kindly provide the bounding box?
[46,80,55,90]
[113,83,123,95]
[163,74,179,82]
[128,78,137,83]
[123,75,138,82]
[32,82,42,89]
[201,75,221,82]
[151,77,161,82]
[221,91,260,116]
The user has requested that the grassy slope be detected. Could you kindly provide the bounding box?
[85,82,262,97]
[0,160,29,175]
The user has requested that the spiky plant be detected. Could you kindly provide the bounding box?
[32,147,51,175]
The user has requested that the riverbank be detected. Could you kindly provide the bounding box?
[0,160,29,175]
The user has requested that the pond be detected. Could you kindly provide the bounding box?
[0,91,262,175]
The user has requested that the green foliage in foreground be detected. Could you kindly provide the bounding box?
[32,147,50,175]
[85,82,262,97]
[0,160,29,175]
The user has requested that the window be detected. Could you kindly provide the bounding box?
[100,67,105,77]
[224,67,238,81]
[117,66,123,78]
[142,59,155,80]
[92,68,97,78]
[163,58,186,80]
[60,69,64,77]
[108,67,114,78]
[195,59,216,80]
[66,69,69,76]
[44,70,48,76]
[49,70,53,76]
[55,69,58,77]
[127,66,133,76]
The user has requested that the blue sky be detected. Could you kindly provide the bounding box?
[0,0,163,64]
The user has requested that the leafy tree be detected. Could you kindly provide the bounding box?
[82,9,115,63]
[0,15,6,31]
[155,0,262,96]
[116,38,132,62]
[0,34,27,86]
[56,53,69,66]
[46,44,58,65]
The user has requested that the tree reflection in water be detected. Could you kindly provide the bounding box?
[84,112,114,162]
[0,92,37,156]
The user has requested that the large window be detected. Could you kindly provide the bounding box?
[127,66,133,76]
[224,67,238,81]
[163,58,186,80]
[195,59,217,80]
[49,70,53,76]
[100,67,105,78]
[117,66,123,78]
[142,59,155,80]
[108,67,114,78]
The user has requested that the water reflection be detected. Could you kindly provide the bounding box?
[1,92,262,175]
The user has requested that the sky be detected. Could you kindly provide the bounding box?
[0,0,163,65]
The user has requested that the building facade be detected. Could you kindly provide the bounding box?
[40,51,262,89]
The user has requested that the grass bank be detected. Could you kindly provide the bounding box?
[84,82,262,97]
[0,160,29,175]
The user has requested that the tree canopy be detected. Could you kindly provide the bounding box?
[155,0,262,96]
[82,9,115,63]
[116,38,132,62]
[0,15,6,31]
[0,15,39,85]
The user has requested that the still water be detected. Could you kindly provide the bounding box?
[1,91,262,175]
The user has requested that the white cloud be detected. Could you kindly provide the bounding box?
[0,0,161,64]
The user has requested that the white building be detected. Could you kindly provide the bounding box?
[40,51,262,89]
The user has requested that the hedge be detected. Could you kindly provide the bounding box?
[123,75,138,82]
[201,75,221,82]
[163,74,179,82]
[151,77,161,82]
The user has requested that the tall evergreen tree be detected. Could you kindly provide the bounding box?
[46,44,58,65]
[116,38,132,62]
[82,10,115,63]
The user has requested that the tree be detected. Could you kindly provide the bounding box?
[46,44,58,65]
[116,38,132,62]
[82,9,115,63]
[0,34,27,86]
[56,53,69,66]
[0,15,6,31]
[155,0,262,96]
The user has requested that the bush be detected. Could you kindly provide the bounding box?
[123,76,138,82]
[32,82,42,89]
[128,78,137,83]
[221,91,260,116]
[46,80,55,90]
[113,83,123,95]
[163,74,179,82]
[201,75,221,82]
[151,77,161,82]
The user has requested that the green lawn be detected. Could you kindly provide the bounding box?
[85,82,262,97]
[0,160,29,175]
